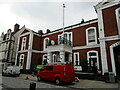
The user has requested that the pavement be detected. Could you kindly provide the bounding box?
[15,74,119,89]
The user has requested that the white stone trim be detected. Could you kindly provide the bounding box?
[53,54,56,62]
[18,50,43,53]
[115,7,120,35]
[26,33,33,69]
[87,50,99,70]
[95,0,120,10]
[15,35,20,65]
[100,41,108,75]
[33,32,41,37]
[32,50,41,53]
[110,45,116,76]
[86,27,97,45]
[44,37,49,50]
[19,54,24,69]
[74,52,80,66]
[21,37,27,50]
[97,8,105,38]
[97,5,108,75]
[60,51,65,62]
[73,44,100,50]
[99,35,120,41]
[42,54,47,64]
[30,33,33,50]
[18,50,28,53]
[19,32,30,37]
[42,20,98,37]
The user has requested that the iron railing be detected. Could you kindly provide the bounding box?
[48,38,72,46]
[58,38,72,46]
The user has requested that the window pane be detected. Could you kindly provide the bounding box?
[75,54,78,60]
[89,52,96,56]
[64,33,67,39]
[46,66,53,71]
[68,33,71,41]
[45,39,49,48]
[88,29,94,34]
[88,28,95,43]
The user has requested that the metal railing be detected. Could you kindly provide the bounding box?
[47,38,72,47]
[57,37,72,46]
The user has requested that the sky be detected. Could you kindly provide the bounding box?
[0,0,103,35]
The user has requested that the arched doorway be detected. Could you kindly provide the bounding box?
[113,45,120,76]
[87,50,99,74]
[110,41,120,76]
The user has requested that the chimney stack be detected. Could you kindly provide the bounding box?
[81,18,84,23]
[46,29,51,34]
[14,23,20,33]
[38,30,43,36]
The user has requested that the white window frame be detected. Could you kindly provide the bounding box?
[74,52,80,66]
[44,38,49,50]
[21,37,27,50]
[68,32,72,45]
[53,54,56,62]
[86,27,97,45]
[58,35,62,44]
[87,50,99,70]
[115,7,120,35]
[42,54,47,64]
[19,54,24,68]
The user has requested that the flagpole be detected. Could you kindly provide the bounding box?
[63,3,65,35]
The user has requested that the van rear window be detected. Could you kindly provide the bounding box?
[46,66,53,71]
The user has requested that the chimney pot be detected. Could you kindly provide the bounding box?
[14,23,20,33]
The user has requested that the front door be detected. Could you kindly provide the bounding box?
[89,58,97,73]
[113,45,120,76]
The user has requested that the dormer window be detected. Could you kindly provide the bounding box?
[86,27,97,45]
[44,38,49,50]
[116,8,120,34]
[21,37,27,50]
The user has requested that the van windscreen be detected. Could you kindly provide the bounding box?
[46,66,53,71]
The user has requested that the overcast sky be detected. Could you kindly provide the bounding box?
[0,0,103,35]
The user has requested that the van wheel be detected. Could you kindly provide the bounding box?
[37,76,41,82]
[55,78,61,85]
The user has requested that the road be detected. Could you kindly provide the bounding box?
[2,76,76,89]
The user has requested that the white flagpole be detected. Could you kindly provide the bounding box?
[63,3,65,35]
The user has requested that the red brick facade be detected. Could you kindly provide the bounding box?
[15,1,120,76]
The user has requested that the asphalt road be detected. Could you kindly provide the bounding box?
[2,76,84,90]
[2,76,70,89]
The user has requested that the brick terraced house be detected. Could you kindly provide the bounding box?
[15,0,120,77]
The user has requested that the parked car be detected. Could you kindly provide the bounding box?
[37,63,75,85]
[2,66,20,76]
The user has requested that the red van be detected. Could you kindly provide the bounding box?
[37,63,75,85]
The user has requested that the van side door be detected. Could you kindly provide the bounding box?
[45,66,53,80]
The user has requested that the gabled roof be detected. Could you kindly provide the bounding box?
[42,18,98,36]
[95,0,117,10]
